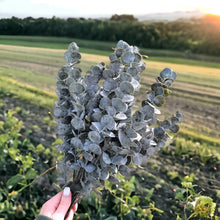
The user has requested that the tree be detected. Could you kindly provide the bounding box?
[110,14,138,22]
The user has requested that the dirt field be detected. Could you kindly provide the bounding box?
[1,95,219,219]
[0,44,219,218]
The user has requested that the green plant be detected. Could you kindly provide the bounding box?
[0,110,58,219]
[174,176,217,219]
[163,138,220,164]
[74,176,163,220]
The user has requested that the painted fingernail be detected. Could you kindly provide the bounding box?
[63,187,70,196]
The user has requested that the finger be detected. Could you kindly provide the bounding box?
[65,208,74,220]
[73,202,78,212]
[40,191,63,217]
[52,187,72,220]
[66,203,78,220]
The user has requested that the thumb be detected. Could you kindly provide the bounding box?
[52,187,72,220]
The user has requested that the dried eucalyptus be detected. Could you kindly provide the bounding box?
[54,40,182,207]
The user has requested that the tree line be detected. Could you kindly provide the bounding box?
[0,14,220,56]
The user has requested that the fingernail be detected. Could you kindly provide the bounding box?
[63,187,70,196]
[73,203,78,212]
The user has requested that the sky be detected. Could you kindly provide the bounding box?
[0,0,220,19]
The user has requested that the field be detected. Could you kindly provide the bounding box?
[0,36,220,219]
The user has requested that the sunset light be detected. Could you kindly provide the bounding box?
[1,0,220,19]
[200,6,220,16]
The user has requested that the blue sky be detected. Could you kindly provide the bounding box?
[0,0,219,18]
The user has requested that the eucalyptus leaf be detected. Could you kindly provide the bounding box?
[154,127,165,139]
[88,131,101,143]
[68,68,81,80]
[133,153,143,166]
[112,98,127,112]
[122,52,135,64]
[153,95,165,107]
[71,117,85,131]
[122,94,134,102]
[83,152,94,161]
[99,169,109,181]
[85,143,102,155]
[91,122,104,132]
[84,164,96,173]
[118,165,130,176]
[147,147,157,156]
[69,82,85,95]
[103,79,117,91]
[109,53,119,62]
[101,130,116,138]
[101,115,116,130]
[108,175,120,184]
[161,120,171,130]
[160,68,172,79]
[102,152,111,164]
[111,155,127,165]
[118,129,130,146]
[114,112,127,120]
[170,124,179,133]
[56,123,71,136]
[103,69,115,79]
[120,73,132,82]
[99,97,111,110]
[106,106,117,116]
[70,137,83,149]
[120,81,134,94]
[68,42,79,52]
[71,162,81,170]
[53,107,68,118]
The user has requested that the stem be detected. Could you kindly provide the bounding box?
[64,192,80,220]
[17,165,57,193]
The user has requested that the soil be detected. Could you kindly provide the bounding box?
[0,95,219,219]
[1,96,57,148]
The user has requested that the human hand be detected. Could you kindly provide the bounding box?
[38,187,77,220]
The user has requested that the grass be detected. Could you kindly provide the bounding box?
[179,127,220,148]
[0,76,56,110]
[1,35,220,68]
[0,66,56,92]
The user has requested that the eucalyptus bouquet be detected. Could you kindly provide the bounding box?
[53,40,182,215]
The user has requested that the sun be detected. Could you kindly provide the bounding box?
[206,8,220,16]
[199,4,220,16]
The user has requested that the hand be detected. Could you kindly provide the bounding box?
[39,187,77,220]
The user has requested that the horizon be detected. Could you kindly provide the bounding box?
[0,0,220,20]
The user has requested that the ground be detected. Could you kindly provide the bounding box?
[1,95,219,219]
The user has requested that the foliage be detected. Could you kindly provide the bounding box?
[0,76,56,110]
[110,14,138,22]
[0,110,58,219]
[174,176,217,219]
[74,176,163,220]
[54,40,182,201]
[163,138,220,164]
[0,15,220,56]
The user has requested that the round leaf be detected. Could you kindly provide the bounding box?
[88,131,101,143]
[102,152,111,164]
[69,82,85,95]
[122,52,135,64]
[101,115,116,130]
[120,81,134,94]
[112,98,127,112]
